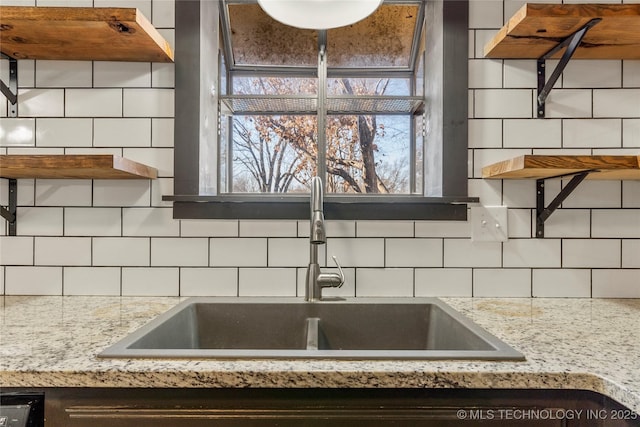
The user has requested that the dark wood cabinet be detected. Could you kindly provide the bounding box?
[3,388,638,427]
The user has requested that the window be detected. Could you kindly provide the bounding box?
[170,0,474,220]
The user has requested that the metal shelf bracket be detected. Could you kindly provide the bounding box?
[0,178,17,236]
[536,171,591,237]
[536,18,602,118]
[0,53,18,117]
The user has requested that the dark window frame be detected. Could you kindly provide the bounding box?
[167,0,476,220]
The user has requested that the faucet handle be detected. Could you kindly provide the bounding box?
[330,255,345,288]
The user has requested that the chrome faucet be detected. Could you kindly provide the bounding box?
[305,177,345,301]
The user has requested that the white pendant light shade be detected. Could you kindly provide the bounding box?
[257,0,383,30]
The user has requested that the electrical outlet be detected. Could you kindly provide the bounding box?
[471,206,508,242]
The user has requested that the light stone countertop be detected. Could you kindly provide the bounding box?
[1,296,639,413]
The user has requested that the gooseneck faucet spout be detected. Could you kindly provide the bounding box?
[305,177,345,302]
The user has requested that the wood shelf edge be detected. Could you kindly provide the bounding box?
[0,154,158,179]
[0,6,173,62]
[482,155,640,180]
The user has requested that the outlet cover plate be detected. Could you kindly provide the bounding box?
[471,206,508,242]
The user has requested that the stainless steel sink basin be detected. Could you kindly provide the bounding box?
[99,298,524,360]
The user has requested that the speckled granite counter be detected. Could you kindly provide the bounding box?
[1,296,639,412]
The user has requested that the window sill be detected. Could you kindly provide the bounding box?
[162,195,478,220]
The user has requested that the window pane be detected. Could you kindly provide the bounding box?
[230,115,317,193]
[327,4,420,69]
[327,77,410,96]
[326,115,411,194]
[233,76,317,95]
[227,4,317,68]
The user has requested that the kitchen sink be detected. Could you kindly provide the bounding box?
[99,298,524,360]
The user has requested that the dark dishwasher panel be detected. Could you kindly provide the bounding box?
[0,393,44,427]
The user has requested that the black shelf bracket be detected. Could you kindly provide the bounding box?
[536,18,602,118]
[536,171,592,238]
[1,178,17,236]
[0,53,18,117]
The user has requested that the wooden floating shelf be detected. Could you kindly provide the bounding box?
[0,155,158,179]
[482,155,640,180]
[484,3,640,59]
[0,6,173,62]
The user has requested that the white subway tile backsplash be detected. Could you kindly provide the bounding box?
[594,89,640,118]
[93,180,151,207]
[622,240,640,268]
[240,220,298,237]
[0,236,33,265]
[415,220,470,238]
[502,180,536,208]
[238,268,297,296]
[469,0,503,28]
[542,209,591,238]
[592,210,640,238]
[123,89,174,117]
[623,181,640,208]
[93,237,150,266]
[34,237,91,266]
[444,239,502,267]
[65,89,123,117]
[326,238,384,267]
[35,118,92,147]
[152,63,175,88]
[414,268,472,297]
[93,62,152,88]
[357,221,414,237]
[151,237,208,266]
[181,219,238,237]
[503,239,561,267]
[268,238,311,267]
[508,209,532,238]
[153,0,176,27]
[355,268,413,297]
[151,119,174,147]
[469,59,503,88]
[210,238,267,267]
[5,266,62,295]
[36,61,92,88]
[473,268,531,297]
[562,119,622,148]
[503,119,561,148]
[1,1,638,299]
[544,89,592,118]
[16,207,63,236]
[562,60,622,88]
[65,207,122,236]
[122,267,179,296]
[123,207,179,236]
[18,89,64,117]
[533,269,591,297]
[623,119,640,147]
[563,239,621,268]
[503,60,537,88]
[468,119,502,148]
[180,268,238,296]
[35,179,92,206]
[94,119,151,147]
[623,61,640,88]
[386,238,442,267]
[0,119,35,147]
[562,180,621,208]
[474,89,533,118]
[63,267,121,295]
[592,269,640,298]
